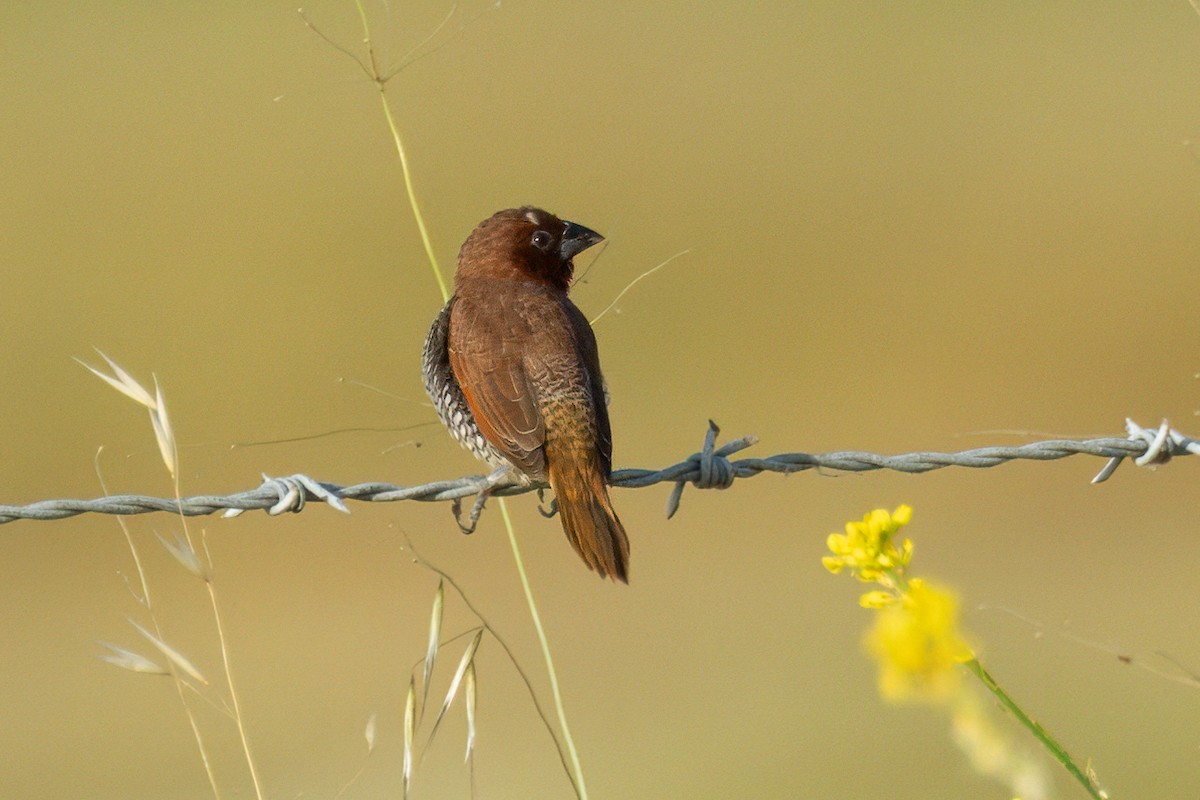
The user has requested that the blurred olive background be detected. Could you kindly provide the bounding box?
[2,2,1198,798]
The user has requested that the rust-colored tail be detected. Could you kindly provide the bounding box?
[547,458,630,583]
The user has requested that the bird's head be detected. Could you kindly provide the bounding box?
[456,206,604,292]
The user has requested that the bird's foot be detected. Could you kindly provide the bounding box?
[452,467,515,534]
[536,487,558,519]
[452,493,490,534]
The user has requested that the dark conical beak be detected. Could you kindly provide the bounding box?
[559,221,604,261]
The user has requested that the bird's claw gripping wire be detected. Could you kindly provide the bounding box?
[451,467,519,534]
[536,487,558,519]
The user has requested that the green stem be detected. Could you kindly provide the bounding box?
[351,0,447,303]
[963,658,1105,800]
[376,88,448,302]
[498,499,588,800]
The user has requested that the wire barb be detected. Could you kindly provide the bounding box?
[221,473,351,518]
[1090,418,1199,484]
[665,420,757,519]
[0,419,1191,526]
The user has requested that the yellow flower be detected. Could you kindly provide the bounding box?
[822,506,1096,798]
[858,590,897,609]
[865,578,975,703]
[822,504,914,583]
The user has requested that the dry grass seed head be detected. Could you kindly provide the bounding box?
[149,377,177,477]
[97,641,167,676]
[156,530,209,581]
[129,618,209,685]
[77,351,177,477]
[464,662,477,762]
[403,677,416,799]
[428,629,483,748]
[422,579,444,717]
[364,712,377,754]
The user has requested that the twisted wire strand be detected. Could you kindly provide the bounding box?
[0,419,1192,525]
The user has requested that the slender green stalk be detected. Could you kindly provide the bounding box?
[498,499,588,800]
[963,658,1105,800]
[375,90,447,302]
[352,0,448,302]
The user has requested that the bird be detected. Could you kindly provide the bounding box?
[422,206,631,582]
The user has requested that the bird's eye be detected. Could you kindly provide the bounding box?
[531,230,553,251]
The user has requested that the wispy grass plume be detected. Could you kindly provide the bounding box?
[77,350,177,478]
[97,641,168,676]
[129,618,210,686]
[85,353,265,800]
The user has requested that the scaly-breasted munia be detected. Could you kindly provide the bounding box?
[422,207,631,582]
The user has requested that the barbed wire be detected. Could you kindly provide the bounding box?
[0,418,1193,526]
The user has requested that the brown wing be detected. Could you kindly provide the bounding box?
[561,297,612,477]
[447,295,546,478]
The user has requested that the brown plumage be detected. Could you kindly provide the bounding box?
[422,207,630,582]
